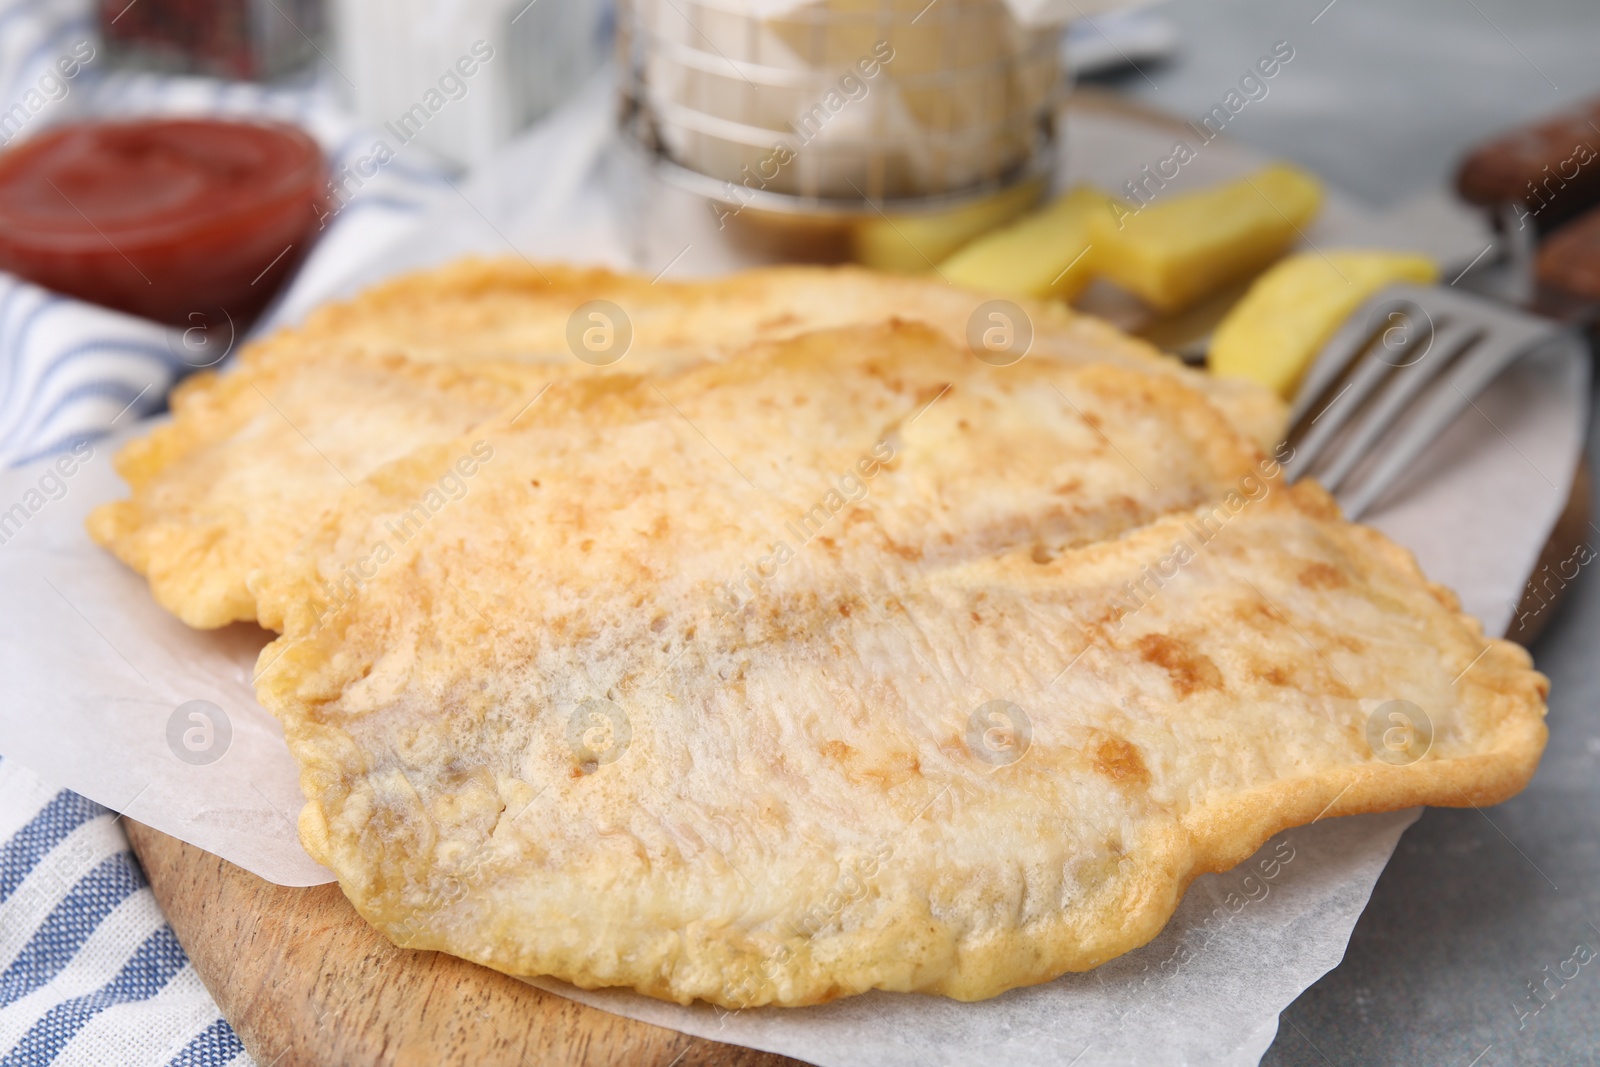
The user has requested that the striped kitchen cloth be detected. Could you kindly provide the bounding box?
[0,1,455,1063]
[0,755,249,1067]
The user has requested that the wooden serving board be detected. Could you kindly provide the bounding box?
[124,820,802,1067]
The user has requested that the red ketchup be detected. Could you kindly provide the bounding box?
[0,118,328,327]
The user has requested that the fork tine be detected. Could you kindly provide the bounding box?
[1284,338,1413,483]
[1283,290,1441,484]
[1288,283,1437,428]
[1313,320,1483,493]
[1337,327,1569,518]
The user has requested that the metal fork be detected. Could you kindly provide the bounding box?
[1280,279,1580,519]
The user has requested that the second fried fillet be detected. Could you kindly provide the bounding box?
[87,351,534,628]
[89,261,1286,630]
[284,259,1287,449]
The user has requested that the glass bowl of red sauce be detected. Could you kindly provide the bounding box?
[0,117,328,329]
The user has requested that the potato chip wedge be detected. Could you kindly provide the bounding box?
[1210,250,1439,396]
[1091,163,1324,313]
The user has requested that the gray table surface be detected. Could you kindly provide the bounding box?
[1101,2,1600,1062]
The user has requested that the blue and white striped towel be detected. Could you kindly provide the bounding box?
[0,1,455,1063]
[0,755,249,1067]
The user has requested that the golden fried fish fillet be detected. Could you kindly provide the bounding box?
[87,351,531,628]
[89,260,1285,630]
[288,258,1287,449]
[251,321,1545,1007]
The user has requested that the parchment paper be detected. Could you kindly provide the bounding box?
[0,75,1587,1065]
[527,809,1419,1066]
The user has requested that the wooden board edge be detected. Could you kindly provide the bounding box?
[124,820,804,1067]
[1506,456,1592,645]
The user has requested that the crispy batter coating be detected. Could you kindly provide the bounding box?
[88,260,1284,629]
[246,320,1545,1007]
[87,352,526,628]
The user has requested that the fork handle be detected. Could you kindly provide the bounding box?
[1456,97,1600,231]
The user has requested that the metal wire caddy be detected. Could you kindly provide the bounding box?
[616,0,1066,218]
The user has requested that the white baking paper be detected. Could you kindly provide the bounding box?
[0,73,1587,1065]
[0,452,322,885]
[528,808,1419,1066]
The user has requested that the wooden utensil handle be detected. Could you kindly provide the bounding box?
[1456,97,1600,231]
[1537,205,1600,303]
[1505,458,1592,645]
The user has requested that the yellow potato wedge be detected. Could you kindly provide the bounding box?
[1090,163,1324,313]
[1209,249,1439,397]
[937,185,1110,301]
[852,178,1042,273]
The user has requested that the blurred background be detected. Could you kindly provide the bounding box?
[2,0,1598,1063]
